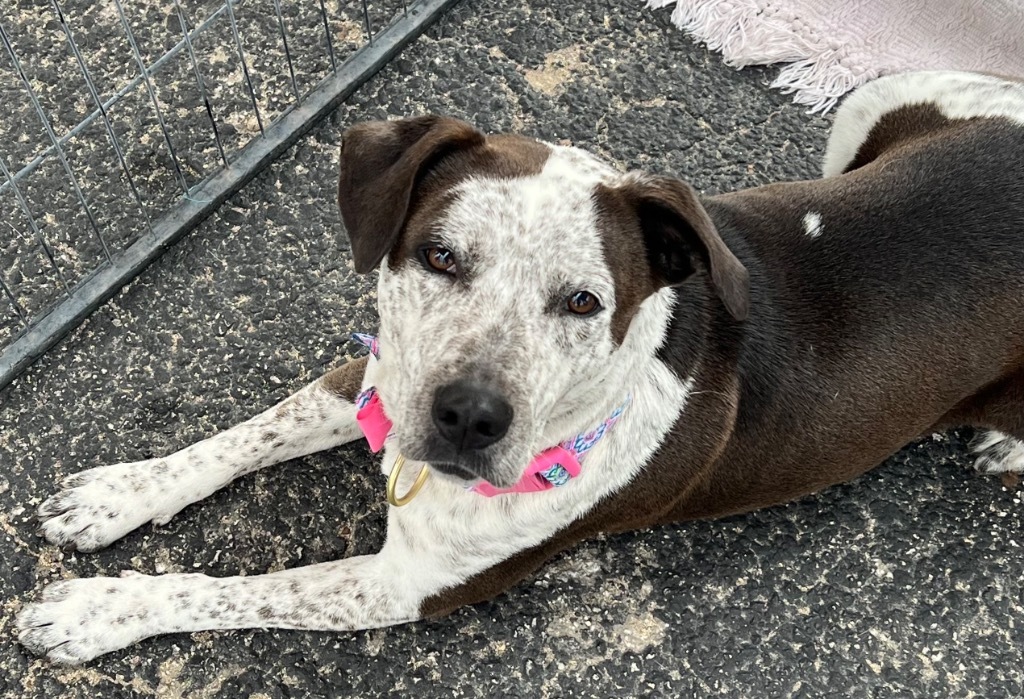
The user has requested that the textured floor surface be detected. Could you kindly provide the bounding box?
[2,1,1023,697]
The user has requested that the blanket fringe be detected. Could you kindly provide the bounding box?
[647,0,874,112]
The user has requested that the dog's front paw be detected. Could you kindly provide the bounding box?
[17,576,159,665]
[37,461,175,552]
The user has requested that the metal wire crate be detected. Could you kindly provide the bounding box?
[0,0,458,391]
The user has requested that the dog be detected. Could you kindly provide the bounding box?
[16,70,1024,665]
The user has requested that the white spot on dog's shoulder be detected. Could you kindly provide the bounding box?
[803,211,823,238]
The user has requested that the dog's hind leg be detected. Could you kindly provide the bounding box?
[35,357,369,553]
[951,370,1024,476]
[971,431,1024,475]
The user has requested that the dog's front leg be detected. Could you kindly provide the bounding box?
[19,478,598,665]
[35,357,370,552]
[19,499,540,665]
[17,552,421,665]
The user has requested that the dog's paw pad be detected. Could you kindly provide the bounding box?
[36,462,168,552]
[17,578,154,665]
[970,430,1024,475]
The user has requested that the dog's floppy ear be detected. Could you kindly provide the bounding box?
[614,174,750,321]
[338,116,486,273]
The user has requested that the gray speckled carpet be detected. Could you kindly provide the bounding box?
[1,1,1022,697]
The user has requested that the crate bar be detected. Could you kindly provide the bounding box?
[0,0,461,391]
[271,0,301,101]
[111,0,191,196]
[361,0,374,43]
[52,0,152,230]
[0,155,72,297]
[224,0,264,135]
[0,273,27,325]
[0,21,111,261]
[0,0,234,201]
[173,0,228,167]
[317,0,337,72]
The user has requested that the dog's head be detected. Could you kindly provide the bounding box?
[338,116,748,488]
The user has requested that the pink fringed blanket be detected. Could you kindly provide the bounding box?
[648,0,1024,112]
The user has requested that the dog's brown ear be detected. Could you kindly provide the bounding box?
[613,175,750,321]
[338,116,486,273]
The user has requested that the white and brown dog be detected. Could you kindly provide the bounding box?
[17,70,1024,664]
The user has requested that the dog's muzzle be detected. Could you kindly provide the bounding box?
[351,333,631,505]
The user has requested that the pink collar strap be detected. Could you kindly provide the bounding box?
[351,333,630,497]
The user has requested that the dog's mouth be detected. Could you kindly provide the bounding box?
[403,437,524,489]
[427,461,481,482]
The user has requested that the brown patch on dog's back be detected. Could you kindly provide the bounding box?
[845,103,954,172]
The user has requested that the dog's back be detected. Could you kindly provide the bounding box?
[663,72,1024,520]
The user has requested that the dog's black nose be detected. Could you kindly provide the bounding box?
[432,380,513,451]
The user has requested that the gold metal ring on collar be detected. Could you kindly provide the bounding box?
[387,453,429,507]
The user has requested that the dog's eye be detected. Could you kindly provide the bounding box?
[420,245,457,275]
[567,291,601,316]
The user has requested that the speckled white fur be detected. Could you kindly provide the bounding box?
[17,145,692,665]
[823,71,1024,178]
[32,381,362,553]
[375,145,659,486]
